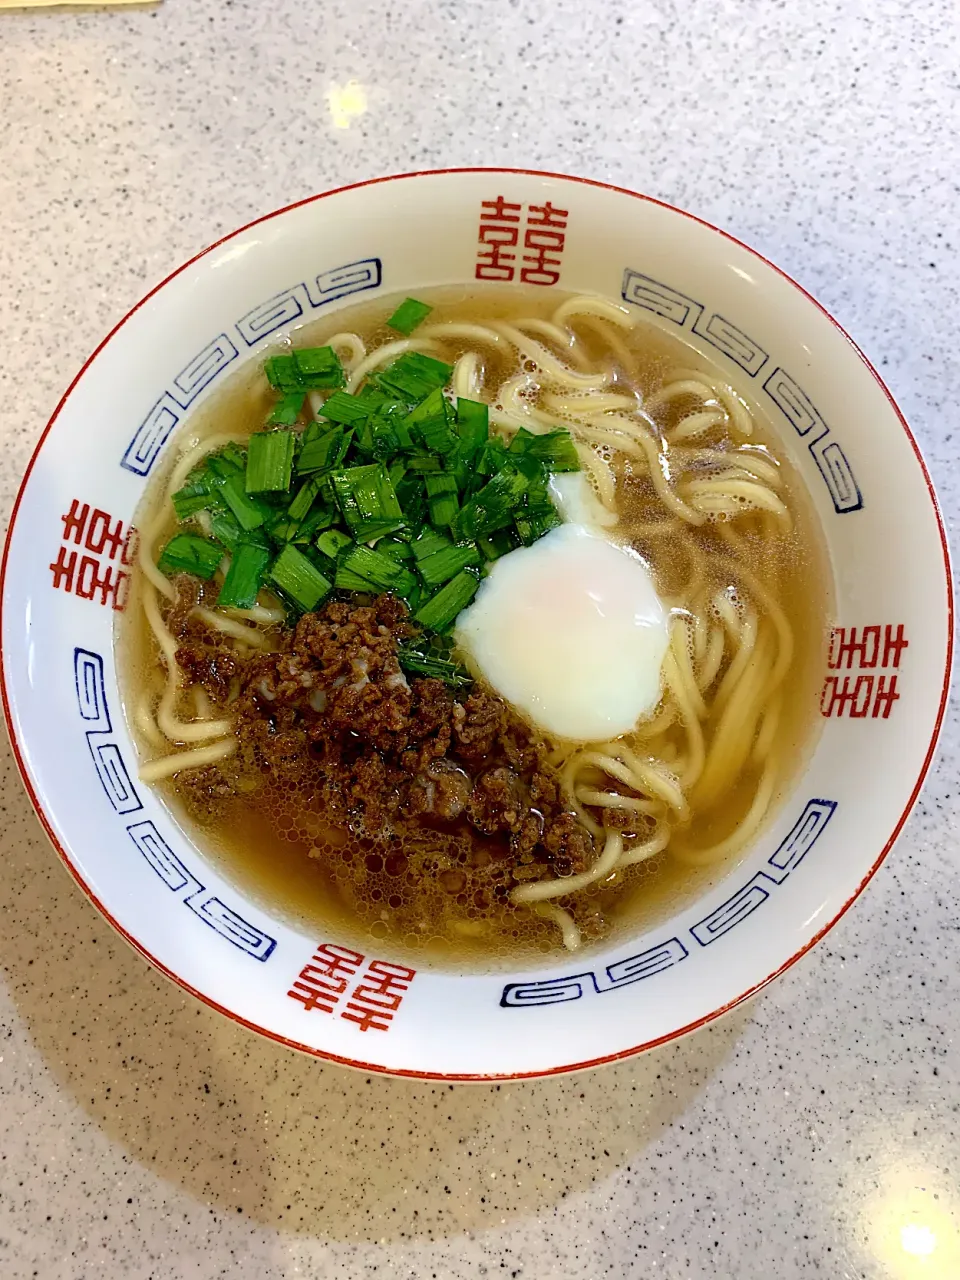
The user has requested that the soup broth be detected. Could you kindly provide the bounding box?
[119,286,830,969]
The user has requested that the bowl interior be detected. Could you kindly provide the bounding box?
[1,170,951,1079]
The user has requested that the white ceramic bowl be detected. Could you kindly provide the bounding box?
[2,170,951,1080]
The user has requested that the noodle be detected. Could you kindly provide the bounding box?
[533,903,582,952]
[511,831,624,904]
[139,736,237,783]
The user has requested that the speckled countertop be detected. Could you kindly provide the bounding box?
[1,2,958,1277]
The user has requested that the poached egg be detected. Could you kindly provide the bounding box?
[455,520,669,741]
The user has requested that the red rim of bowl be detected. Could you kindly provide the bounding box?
[1,168,953,1081]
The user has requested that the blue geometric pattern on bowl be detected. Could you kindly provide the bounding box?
[73,648,277,962]
[120,257,382,478]
[621,267,863,514]
[500,797,837,1008]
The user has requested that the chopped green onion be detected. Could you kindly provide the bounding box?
[217,472,268,531]
[377,537,414,562]
[205,443,247,479]
[516,503,562,546]
[356,383,391,404]
[318,390,373,427]
[263,355,303,393]
[375,352,453,403]
[353,517,406,542]
[472,437,509,486]
[390,415,415,451]
[217,542,271,609]
[264,348,345,393]
[525,469,550,507]
[269,545,332,612]
[404,387,457,455]
[297,426,352,475]
[265,512,300,543]
[417,542,481,587]
[411,527,452,561]
[293,346,345,390]
[386,297,433,335]
[315,528,353,562]
[171,470,216,521]
[355,410,404,462]
[246,430,295,494]
[330,463,403,533]
[268,391,306,426]
[453,466,528,539]
[396,474,427,527]
[509,426,580,472]
[477,527,519,561]
[397,644,472,689]
[291,505,335,543]
[405,453,445,473]
[456,397,490,457]
[424,472,459,528]
[332,566,372,593]
[208,508,245,552]
[414,570,480,632]
[300,419,323,447]
[157,533,224,580]
[335,544,418,597]
[287,475,324,523]
[378,400,415,449]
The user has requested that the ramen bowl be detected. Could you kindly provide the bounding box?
[1,170,951,1080]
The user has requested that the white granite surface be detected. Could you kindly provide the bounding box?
[0,1,958,1277]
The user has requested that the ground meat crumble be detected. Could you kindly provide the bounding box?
[177,592,595,877]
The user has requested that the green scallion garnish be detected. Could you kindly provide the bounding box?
[515,503,563,546]
[293,346,345,389]
[159,316,578,634]
[246,430,295,494]
[216,542,271,609]
[286,475,324,523]
[404,387,458,455]
[157,533,224,580]
[411,527,452,561]
[263,355,303,394]
[330,463,403,533]
[216,472,268,532]
[456,398,489,459]
[268,391,306,426]
[171,469,217,521]
[423,472,459,528]
[315,527,353,563]
[509,426,580,472]
[375,351,453,403]
[297,425,352,476]
[415,570,480,632]
[377,537,414,562]
[417,542,481,588]
[208,508,246,552]
[386,297,433,335]
[453,466,528,540]
[269,545,332,612]
[318,390,373,427]
[397,643,472,688]
[335,544,418,597]
[477,527,519,561]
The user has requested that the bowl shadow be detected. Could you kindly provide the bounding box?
[0,728,748,1243]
